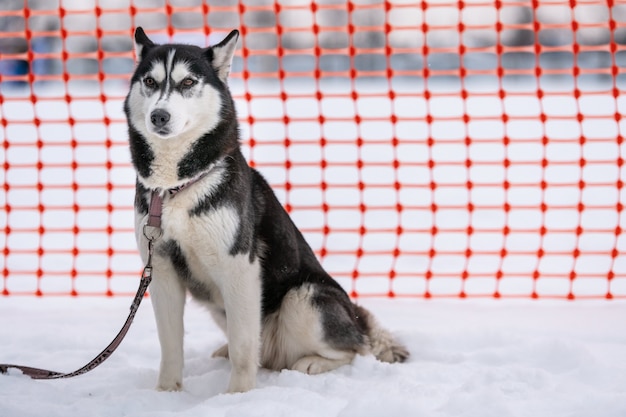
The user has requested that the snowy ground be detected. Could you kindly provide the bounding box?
[0,297,625,417]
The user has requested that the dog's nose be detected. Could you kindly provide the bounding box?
[150,109,170,128]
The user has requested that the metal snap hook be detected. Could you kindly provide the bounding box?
[143,224,163,242]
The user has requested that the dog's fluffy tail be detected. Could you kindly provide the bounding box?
[355,304,409,363]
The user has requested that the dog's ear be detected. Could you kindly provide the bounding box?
[206,30,239,83]
[134,27,156,63]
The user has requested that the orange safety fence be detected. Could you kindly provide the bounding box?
[1,0,625,299]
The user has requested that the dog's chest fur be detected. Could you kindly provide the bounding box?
[143,135,198,190]
[154,171,255,306]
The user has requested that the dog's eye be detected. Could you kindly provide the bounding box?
[144,77,156,88]
[181,78,196,88]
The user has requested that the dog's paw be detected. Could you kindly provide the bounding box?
[227,378,255,394]
[292,356,325,375]
[291,355,353,375]
[156,377,183,392]
[226,369,256,393]
[212,344,229,359]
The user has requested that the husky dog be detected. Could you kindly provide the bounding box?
[124,27,408,394]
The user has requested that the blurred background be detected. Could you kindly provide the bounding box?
[2,0,624,89]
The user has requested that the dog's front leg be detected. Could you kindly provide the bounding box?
[222,263,262,393]
[149,257,186,391]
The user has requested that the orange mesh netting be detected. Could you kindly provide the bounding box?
[1,0,624,299]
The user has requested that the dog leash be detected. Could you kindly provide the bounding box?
[0,195,163,380]
[0,170,212,380]
[0,170,211,380]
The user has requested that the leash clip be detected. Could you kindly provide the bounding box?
[142,227,160,274]
[143,224,163,243]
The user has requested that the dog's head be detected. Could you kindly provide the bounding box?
[125,27,239,141]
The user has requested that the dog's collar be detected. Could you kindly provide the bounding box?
[145,170,211,231]
[167,170,211,196]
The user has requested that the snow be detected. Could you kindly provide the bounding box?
[0,297,625,417]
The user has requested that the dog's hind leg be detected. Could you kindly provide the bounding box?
[211,343,229,359]
[261,283,366,374]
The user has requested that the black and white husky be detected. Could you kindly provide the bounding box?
[124,27,408,394]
